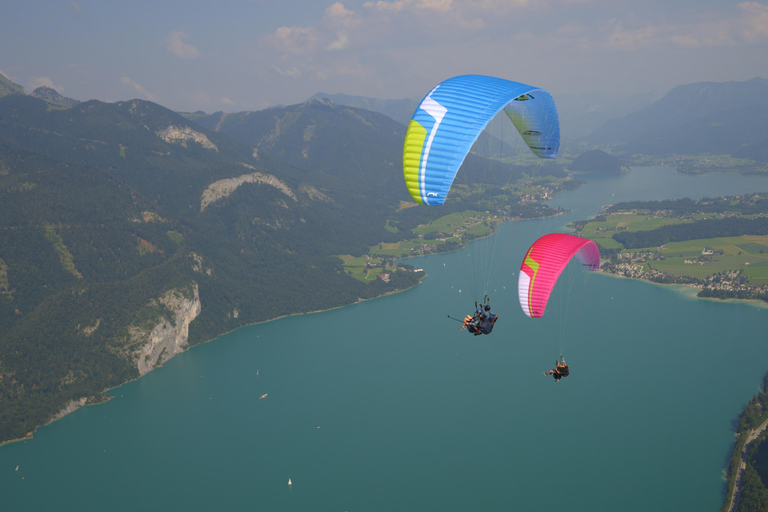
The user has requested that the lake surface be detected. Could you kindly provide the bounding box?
[2,168,768,511]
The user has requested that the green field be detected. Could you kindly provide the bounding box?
[338,254,398,282]
[579,210,768,285]
[367,241,423,258]
[338,210,498,278]
[384,220,399,233]
[654,236,768,284]
[736,243,768,254]
[579,213,687,250]
[649,255,768,282]
[411,210,496,236]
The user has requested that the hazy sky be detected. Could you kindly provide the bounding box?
[2,0,767,112]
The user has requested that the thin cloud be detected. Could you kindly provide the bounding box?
[363,0,453,14]
[257,0,507,82]
[323,3,359,51]
[537,2,768,53]
[326,32,350,51]
[271,65,303,78]
[739,1,768,41]
[166,31,201,59]
[265,25,318,55]
[245,0,767,107]
[603,20,664,49]
[121,76,158,102]
[67,1,85,20]
[596,2,768,50]
[324,2,358,27]
[363,0,535,15]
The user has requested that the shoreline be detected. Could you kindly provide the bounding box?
[0,274,426,449]
[723,417,768,512]
[596,268,767,309]
[0,195,625,448]
[3,203,535,448]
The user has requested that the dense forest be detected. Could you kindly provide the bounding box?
[600,193,768,249]
[612,217,768,249]
[607,194,768,216]
[722,373,768,512]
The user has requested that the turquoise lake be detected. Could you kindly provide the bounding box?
[2,167,768,511]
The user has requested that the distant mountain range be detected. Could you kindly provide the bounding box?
[588,78,768,161]
[304,87,663,141]
[190,95,522,161]
[186,97,537,178]
[306,92,418,126]
[6,72,765,163]
[555,90,661,140]
[302,78,767,162]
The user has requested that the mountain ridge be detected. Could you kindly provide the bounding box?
[587,77,768,160]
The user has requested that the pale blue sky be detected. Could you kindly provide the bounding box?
[2,0,767,112]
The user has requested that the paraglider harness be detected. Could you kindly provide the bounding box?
[551,356,569,381]
[460,297,498,336]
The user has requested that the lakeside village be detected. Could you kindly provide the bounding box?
[601,251,768,302]
[572,190,768,303]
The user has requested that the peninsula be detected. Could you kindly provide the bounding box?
[571,193,768,303]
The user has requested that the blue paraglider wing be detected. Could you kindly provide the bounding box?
[403,75,559,205]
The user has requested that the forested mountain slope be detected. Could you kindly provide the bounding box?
[0,94,428,443]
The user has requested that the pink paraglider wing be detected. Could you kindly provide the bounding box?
[518,233,600,318]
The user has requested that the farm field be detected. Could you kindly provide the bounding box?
[578,213,690,250]
[652,235,768,284]
[578,209,768,284]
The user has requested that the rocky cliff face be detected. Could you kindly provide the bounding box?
[132,284,202,376]
[200,171,297,211]
[43,284,202,430]
[49,397,88,425]
[156,125,218,151]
